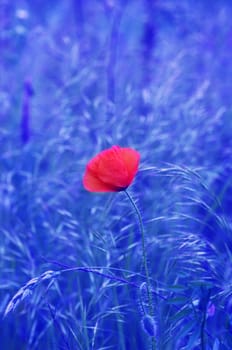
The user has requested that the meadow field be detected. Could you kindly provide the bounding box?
[1,1,232,349]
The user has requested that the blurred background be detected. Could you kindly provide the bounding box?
[1,0,232,349]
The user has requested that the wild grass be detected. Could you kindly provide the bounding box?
[1,0,232,349]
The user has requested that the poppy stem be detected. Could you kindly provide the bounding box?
[124,190,156,349]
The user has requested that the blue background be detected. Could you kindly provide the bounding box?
[1,1,232,349]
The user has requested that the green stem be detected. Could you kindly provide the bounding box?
[200,310,206,350]
[124,190,156,349]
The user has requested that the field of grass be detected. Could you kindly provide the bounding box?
[1,1,232,349]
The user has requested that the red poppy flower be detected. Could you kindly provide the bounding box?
[83,145,140,192]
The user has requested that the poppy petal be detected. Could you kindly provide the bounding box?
[97,150,129,188]
[83,168,117,192]
[83,146,140,192]
[120,148,140,182]
[85,150,126,188]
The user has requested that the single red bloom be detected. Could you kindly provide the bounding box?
[83,145,140,192]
